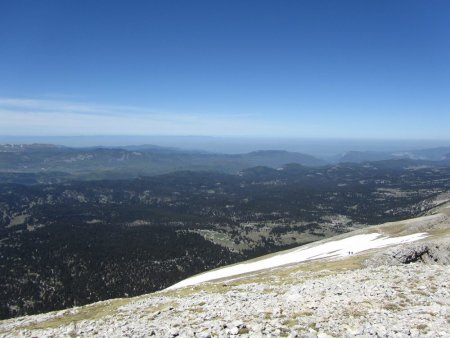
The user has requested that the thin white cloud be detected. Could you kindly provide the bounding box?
[0,97,294,137]
[0,97,255,119]
[3,97,447,139]
[0,98,156,116]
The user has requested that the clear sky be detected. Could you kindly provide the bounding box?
[0,0,449,139]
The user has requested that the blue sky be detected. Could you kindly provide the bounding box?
[0,0,449,139]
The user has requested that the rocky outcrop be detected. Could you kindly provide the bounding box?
[365,238,450,267]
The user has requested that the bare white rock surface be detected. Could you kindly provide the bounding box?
[1,263,448,338]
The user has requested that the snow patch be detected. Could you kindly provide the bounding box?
[167,232,428,290]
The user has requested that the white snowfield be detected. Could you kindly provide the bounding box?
[167,232,428,290]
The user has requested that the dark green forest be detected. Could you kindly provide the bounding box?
[1,147,450,319]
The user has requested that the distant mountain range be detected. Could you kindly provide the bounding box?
[0,144,326,180]
[336,147,450,163]
[1,143,450,182]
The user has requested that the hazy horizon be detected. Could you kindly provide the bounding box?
[2,134,450,157]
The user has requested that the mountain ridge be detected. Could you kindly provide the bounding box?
[0,144,326,180]
[337,147,450,163]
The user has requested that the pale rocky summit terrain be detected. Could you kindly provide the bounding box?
[1,205,449,338]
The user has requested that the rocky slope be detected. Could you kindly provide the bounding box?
[1,205,449,337]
